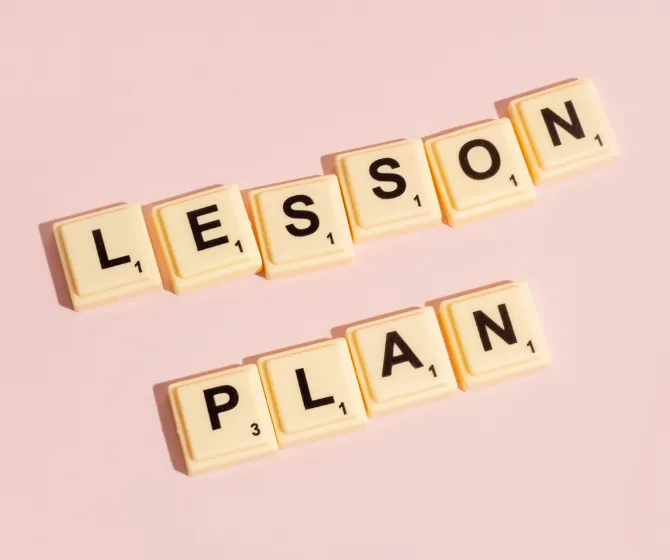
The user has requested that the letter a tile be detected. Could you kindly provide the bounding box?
[346,307,458,416]
[152,185,262,293]
[508,79,619,185]
[334,139,442,242]
[438,281,551,390]
[258,339,367,447]
[169,365,278,475]
[54,203,162,310]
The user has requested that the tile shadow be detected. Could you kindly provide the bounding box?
[320,138,406,176]
[330,306,421,339]
[493,78,578,118]
[242,337,332,366]
[38,202,128,311]
[422,119,495,142]
[424,280,513,313]
[152,362,241,476]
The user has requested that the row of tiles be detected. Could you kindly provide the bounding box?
[170,281,551,475]
[54,79,618,310]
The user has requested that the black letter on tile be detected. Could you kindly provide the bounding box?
[473,304,517,352]
[187,205,229,251]
[370,157,407,199]
[203,385,240,431]
[541,100,585,147]
[458,139,501,180]
[284,195,320,237]
[92,229,131,269]
[295,368,335,410]
[381,331,423,377]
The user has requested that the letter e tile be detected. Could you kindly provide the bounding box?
[152,185,262,293]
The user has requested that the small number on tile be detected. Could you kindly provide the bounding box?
[235,240,244,252]
[251,423,261,436]
[509,174,517,186]
[527,340,535,353]
[414,194,421,207]
[135,260,142,273]
[339,401,347,415]
[429,364,437,377]
[595,134,603,146]
[327,232,334,244]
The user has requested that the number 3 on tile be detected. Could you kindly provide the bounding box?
[250,423,260,436]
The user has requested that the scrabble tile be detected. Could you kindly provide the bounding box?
[345,307,459,416]
[334,139,442,242]
[508,79,619,185]
[249,175,354,279]
[258,339,367,447]
[152,185,262,293]
[438,281,551,390]
[169,364,278,475]
[53,203,162,310]
[425,119,536,226]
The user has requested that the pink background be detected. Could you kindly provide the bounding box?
[1,1,668,558]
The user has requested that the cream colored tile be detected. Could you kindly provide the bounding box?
[438,281,551,390]
[346,307,458,416]
[152,185,262,293]
[249,176,354,279]
[425,119,535,226]
[258,339,367,447]
[508,79,619,184]
[54,203,162,310]
[334,139,442,242]
[169,364,278,475]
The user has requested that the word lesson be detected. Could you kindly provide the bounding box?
[52,79,618,309]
